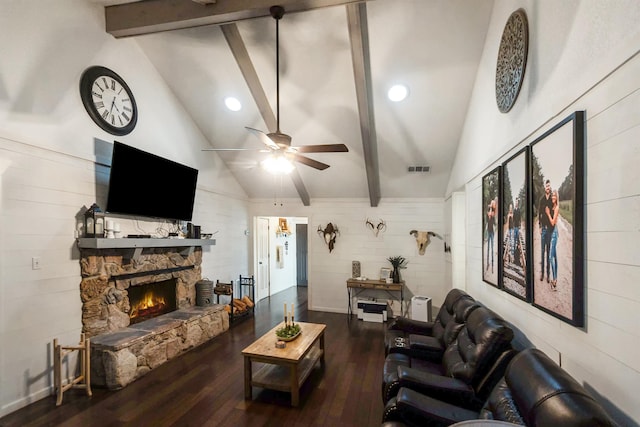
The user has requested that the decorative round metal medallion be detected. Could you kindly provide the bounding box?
[495,9,529,113]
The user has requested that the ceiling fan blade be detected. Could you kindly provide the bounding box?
[292,153,330,170]
[246,127,279,150]
[293,144,349,153]
[201,148,268,152]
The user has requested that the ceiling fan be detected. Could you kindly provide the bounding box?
[203,5,348,171]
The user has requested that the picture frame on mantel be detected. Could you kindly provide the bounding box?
[482,166,501,288]
[500,147,531,301]
[530,111,585,327]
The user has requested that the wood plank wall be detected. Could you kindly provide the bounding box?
[465,50,640,426]
[250,198,447,316]
[0,137,251,416]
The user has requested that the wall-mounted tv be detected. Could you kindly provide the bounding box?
[106,141,198,221]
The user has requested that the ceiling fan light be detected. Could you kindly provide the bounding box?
[224,97,242,111]
[388,84,409,102]
[262,155,294,174]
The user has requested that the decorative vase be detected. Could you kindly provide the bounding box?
[352,261,361,278]
[392,268,400,283]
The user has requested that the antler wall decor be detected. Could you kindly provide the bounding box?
[365,218,386,237]
[410,230,443,255]
[317,223,339,253]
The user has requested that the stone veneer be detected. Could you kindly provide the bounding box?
[79,246,229,389]
[90,305,227,389]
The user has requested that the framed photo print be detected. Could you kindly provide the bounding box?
[500,147,530,301]
[380,268,392,283]
[482,166,501,287]
[530,111,585,327]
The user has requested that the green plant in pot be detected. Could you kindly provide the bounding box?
[387,256,408,283]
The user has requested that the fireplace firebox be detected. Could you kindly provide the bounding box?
[128,279,177,324]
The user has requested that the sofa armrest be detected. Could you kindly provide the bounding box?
[383,387,478,426]
[397,366,479,408]
[407,334,445,362]
[389,317,435,335]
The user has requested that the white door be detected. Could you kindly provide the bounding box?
[256,217,270,301]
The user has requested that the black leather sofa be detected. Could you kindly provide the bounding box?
[386,290,480,362]
[382,306,516,409]
[385,289,473,347]
[382,348,618,427]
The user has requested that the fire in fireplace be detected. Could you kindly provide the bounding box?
[128,279,177,324]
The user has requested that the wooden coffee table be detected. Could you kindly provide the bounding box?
[242,321,325,406]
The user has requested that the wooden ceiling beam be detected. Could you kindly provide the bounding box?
[221,24,277,132]
[347,2,380,207]
[221,23,310,206]
[106,0,369,38]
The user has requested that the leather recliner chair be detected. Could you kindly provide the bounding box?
[385,288,475,356]
[382,348,618,427]
[382,306,516,410]
[387,296,480,363]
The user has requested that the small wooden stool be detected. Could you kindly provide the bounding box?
[53,333,92,406]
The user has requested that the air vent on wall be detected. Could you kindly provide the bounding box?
[407,166,430,173]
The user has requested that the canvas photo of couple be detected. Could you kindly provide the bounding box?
[481,111,585,327]
[530,112,584,326]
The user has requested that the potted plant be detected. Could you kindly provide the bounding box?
[387,256,408,283]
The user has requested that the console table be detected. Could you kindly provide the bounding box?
[346,279,404,317]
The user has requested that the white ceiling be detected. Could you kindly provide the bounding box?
[91,0,494,204]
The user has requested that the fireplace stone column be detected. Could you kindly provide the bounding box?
[77,242,228,389]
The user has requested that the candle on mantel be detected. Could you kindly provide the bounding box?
[284,303,288,326]
[291,303,294,324]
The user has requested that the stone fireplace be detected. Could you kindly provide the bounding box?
[78,243,227,389]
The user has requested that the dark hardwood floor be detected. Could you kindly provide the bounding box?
[0,287,387,427]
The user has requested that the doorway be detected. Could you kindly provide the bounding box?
[296,223,308,287]
[256,217,270,302]
[254,216,308,300]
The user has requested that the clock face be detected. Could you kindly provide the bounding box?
[80,66,137,136]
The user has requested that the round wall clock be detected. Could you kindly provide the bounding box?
[79,66,138,136]
[495,9,529,113]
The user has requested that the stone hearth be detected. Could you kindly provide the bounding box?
[90,305,227,389]
[78,244,228,389]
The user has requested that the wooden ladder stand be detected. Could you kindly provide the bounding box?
[53,333,92,406]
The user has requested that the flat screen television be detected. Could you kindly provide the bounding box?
[106,141,198,221]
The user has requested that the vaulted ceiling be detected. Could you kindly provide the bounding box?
[91,0,494,205]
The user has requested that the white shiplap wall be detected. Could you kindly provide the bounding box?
[195,189,251,286]
[250,198,447,316]
[0,137,250,416]
[0,139,89,414]
[449,1,640,424]
[0,0,252,416]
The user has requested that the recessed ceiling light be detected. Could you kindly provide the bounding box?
[388,84,409,102]
[224,97,242,111]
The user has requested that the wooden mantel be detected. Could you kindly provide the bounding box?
[77,237,216,260]
[77,237,215,249]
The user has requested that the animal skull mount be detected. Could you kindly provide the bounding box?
[365,218,386,237]
[410,230,443,255]
[318,223,339,253]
